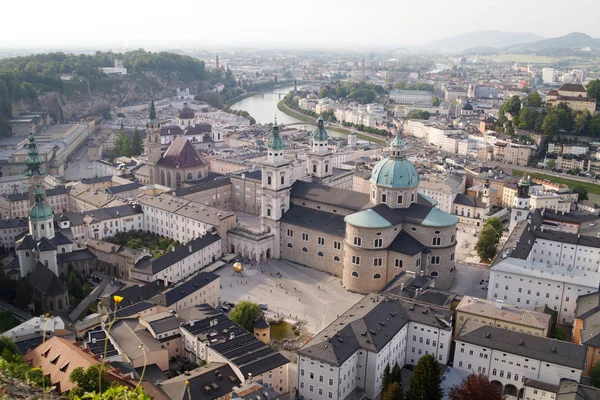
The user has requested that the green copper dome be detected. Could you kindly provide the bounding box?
[313,117,328,142]
[345,209,392,229]
[24,129,43,178]
[421,208,459,227]
[518,175,531,187]
[390,131,405,148]
[267,120,284,151]
[370,158,419,189]
[30,185,53,221]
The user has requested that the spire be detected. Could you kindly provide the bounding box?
[267,117,284,151]
[149,95,157,122]
[25,126,43,178]
[313,116,328,142]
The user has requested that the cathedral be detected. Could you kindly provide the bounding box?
[256,119,460,292]
[136,99,209,188]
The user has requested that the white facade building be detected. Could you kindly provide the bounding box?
[389,90,433,104]
[297,294,452,400]
[542,68,556,84]
[488,257,599,324]
[454,323,585,399]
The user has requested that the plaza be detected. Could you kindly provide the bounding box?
[215,259,363,334]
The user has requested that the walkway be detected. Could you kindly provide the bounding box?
[68,278,110,321]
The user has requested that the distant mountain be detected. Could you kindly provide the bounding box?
[505,32,600,52]
[416,31,544,53]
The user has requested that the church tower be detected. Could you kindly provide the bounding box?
[261,120,292,259]
[307,117,332,179]
[25,127,44,205]
[509,175,531,233]
[146,98,162,184]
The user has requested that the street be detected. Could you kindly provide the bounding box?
[63,141,100,181]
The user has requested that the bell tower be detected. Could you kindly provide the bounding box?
[509,175,531,233]
[260,120,291,259]
[24,127,44,205]
[307,117,332,179]
[146,98,162,183]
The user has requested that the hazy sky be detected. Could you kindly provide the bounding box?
[3,0,600,49]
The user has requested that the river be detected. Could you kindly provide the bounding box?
[230,86,302,125]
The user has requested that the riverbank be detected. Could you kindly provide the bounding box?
[277,100,385,143]
[227,82,296,108]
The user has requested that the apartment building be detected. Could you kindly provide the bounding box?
[454,322,585,399]
[389,90,433,104]
[297,294,452,400]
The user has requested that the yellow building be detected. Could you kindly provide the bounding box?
[455,296,552,339]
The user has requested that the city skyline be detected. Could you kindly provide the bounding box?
[2,0,600,50]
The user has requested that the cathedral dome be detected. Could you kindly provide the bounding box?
[178,105,195,120]
[369,158,420,189]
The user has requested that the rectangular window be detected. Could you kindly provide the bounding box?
[287,229,294,237]
[318,237,325,246]
[354,237,362,246]
[382,193,387,203]
[431,256,440,265]
[373,257,383,267]
[398,195,403,204]
[334,241,341,250]
[352,256,361,265]
[374,238,383,248]
[432,237,441,246]
[395,259,403,268]
[302,232,309,241]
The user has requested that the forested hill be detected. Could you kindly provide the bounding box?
[0,50,228,135]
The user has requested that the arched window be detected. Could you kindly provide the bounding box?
[499,371,504,378]
[373,273,381,279]
[302,247,308,253]
[313,164,317,173]
[514,374,519,382]
[25,252,29,257]
[287,243,293,248]
[281,176,285,185]
[325,164,329,173]
[507,372,511,380]
[351,271,359,278]
[187,173,192,180]
[318,251,324,257]
[61,248,66,253]
[492,369,497,376]
[198,171,203,179]
[268,176,272,185]
[333,256,340,262]
[430,271,439,277]
[58,299,63,310]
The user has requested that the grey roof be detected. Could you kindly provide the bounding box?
[16,231,72,251]
[148,315,181,334]
[30,263,67,297]
[456,324,586,370]
[81,176,113,184]
[6,193,28,201]
[36,237,56,252]
[112,282,165,309]
[234,169,262,181]
[388,230,426,256]
[291,181,370,211]
[298,294,452,366]
[0,218,28,229]
[132,233,221,276]
[46,186,68,196]
[114,301,156,319]
[540,209,598,224]
[453,193,487,208]
[57,248,96,264]
[83,204,142,222]
[281,205,346,237]
[181,304,289,377]
[105,182,143,194]
[57,212,85,226]
[171,178,231,197]
[524,378,559,392]
[158,363,239,400]
[151,272,219,307]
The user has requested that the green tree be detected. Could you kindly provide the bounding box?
[573,111,590,135]
[573,184,589,201]
[449,373,505,400]
[198,91,223,108]
[542,113,560,136]
[0,335,22,363]
[587,79,600,101]
[545,159,556,170]
[15,278,32,310]
[475,225,500,263]
[405,354,443,400]
[382,382,404,400]
[517,107,537,130]
[69,364,113,398]
[131,128,143,155]
[382,363,392,392]
[485,217,503,239]
[229,301,262,332]
[431,97,441,107]
[405,110,430,120]
[501,95,522,115]
[391,362,402,384]
[524,92,542,107]
[591,363,600,388]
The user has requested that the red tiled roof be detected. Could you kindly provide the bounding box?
[158,137,207,169]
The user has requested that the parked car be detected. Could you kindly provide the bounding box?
[589,222,596,227]
[259,303,268,311]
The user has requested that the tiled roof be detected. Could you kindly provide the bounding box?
[456,323,586,370]
[456,296,551,330]
[158,137,207,169]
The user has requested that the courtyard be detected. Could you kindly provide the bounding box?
[215,259,363,334]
